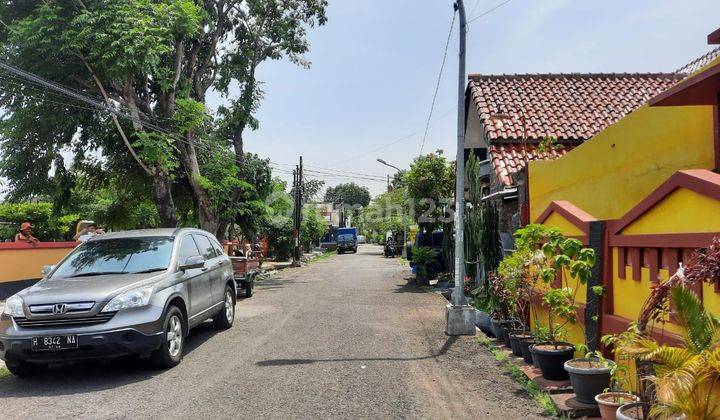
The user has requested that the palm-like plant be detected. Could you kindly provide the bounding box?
[618,286,720,419]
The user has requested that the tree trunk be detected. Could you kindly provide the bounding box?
[175,135,220,234]
[152,171,179,227]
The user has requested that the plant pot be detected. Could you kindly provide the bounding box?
[490,318,502,341]
[529,344,541,368]
[519,337,535,364]
[564,358,614,404]
[531,342,575,380]
[595,393,640,420]
[616,402,651,420]
[509,332,532,357]
[475,309,493,336]
[499,322,518,348]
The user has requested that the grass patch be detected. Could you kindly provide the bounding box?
[0,367,10,379]
[308,251,333,264]
[476,334,559,417]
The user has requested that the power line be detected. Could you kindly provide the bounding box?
[466,0,512,25]
[419,10,456,156]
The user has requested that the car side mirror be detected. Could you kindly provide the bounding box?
[41,265,54,276]
[179,255,205,271]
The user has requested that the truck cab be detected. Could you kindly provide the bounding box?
[336,227,357,254]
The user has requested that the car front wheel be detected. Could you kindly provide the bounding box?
[150,306,184,368]
[213,285,236,330]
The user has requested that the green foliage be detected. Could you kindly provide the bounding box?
[301,204,328,250]
[412,246,436,278]
[671,286,720,354]
[0,202,77,241]
[324,182,371,207]
[536,135,564,154]
[0,0,327,233]
[405,153,454,232]
[361,187,406,240]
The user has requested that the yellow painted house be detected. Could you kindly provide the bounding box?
[527,29,720,351]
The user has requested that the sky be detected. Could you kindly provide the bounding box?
[224,0,720,198]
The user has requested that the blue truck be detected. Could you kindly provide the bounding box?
[336,227,358,254]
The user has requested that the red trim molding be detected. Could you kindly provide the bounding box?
[650,60,720,106]
[536,200,597,235]
[0,242,78,250]
[602,314,684,347]
[709,27,720,45]
[609,233,717,248]
[612,170,720,235]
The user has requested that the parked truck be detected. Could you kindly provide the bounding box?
[336,227,358,254]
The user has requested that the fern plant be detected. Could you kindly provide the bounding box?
[614,286,720,420]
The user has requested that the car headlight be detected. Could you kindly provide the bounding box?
[2,295,24,317]
[102,285,153,312]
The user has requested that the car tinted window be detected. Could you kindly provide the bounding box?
[193,234,216,260]
[51,237,174,278]
[209,237,224,257]
[178,235,201,265]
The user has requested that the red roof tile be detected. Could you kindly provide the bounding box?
[490,143,575,186]
[468,73,682,143]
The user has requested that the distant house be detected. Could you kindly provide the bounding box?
[463,72,683,247]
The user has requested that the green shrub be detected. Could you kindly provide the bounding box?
[0,202,77,241]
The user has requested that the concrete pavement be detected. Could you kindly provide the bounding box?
[0,245,543,419]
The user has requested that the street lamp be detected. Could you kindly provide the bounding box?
[376,158,408,258]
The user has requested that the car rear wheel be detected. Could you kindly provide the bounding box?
[213,285,236,330]
[6,361,47,377]
[150,306,184,368]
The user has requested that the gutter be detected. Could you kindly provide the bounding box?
[481,187,518,201]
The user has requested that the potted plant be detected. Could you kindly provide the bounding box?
[412,246,436,287]
[531,287,577,380]
[594,342,639,420]
[564,352,615,405]
[526,232,595,381]
[518,336,535,364]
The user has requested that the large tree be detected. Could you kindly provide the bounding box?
[405,152,454,233]
[323,182,371,208]
[0,0,327,238]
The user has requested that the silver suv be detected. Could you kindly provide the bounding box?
[0,228,236,376]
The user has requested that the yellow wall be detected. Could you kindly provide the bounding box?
[0,246,75,283]
[621,188,720,234]
[540,212,584,236]
[529,104,715,222]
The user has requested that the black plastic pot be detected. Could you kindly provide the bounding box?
[519,338,535,364]
[509,332,532,356]
[564,358,614,404]
[490,318,503,341]
[529,344,541,368]
[500,322,518,348]
[531,342,575,380]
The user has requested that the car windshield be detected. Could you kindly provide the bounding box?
[51,237,175,279]
[338,234,354,242]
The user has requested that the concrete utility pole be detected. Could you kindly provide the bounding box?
[445,0,476,336]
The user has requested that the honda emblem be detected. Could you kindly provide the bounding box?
[52,303,67,315]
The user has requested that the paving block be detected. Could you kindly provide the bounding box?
[517,364,573,394]
[550,393,600,418]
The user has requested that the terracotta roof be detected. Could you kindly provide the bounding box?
[676,46,720,75]
[468,73,682,142]
[490,143,575,186]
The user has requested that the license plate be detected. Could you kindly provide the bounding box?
[31,335,78,351]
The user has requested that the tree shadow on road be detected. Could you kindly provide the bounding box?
[392,277,436,294]
[0,321,222,397]
[255,335,459,367]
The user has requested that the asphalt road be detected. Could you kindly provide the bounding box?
[0,245,543,419]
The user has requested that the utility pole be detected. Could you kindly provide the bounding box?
[292,157,303,267]
[445,0,476,336]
